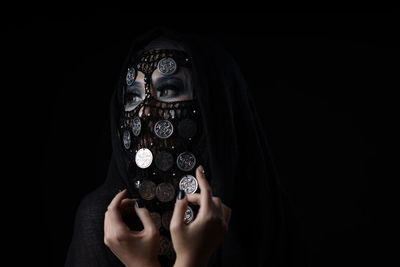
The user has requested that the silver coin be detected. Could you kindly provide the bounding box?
[184,206,194,224]
[155,151,174,172]
[135,148,153,169]
[138,180,156,200]
[154,120,174,139]
[161,209,173,230]
[176,152,196,172]
[156,182,175,202]
[166,245,176,260]
[149,212,162,229]
[132,116,141,136]
[126,67,136,86]
[122,130,131,149]
[178,118,197,139]
[158,235,172,256]
[157,57,177,76]
[179,175,198,194]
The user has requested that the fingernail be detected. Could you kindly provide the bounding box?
[135,199,145,208]
[177,190,185,200]
[198,165,205,174]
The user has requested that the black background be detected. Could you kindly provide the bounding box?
[4,11,396,266]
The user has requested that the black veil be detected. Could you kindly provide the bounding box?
[65,28,304,267]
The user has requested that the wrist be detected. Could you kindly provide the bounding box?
[174,255,209,267]
[127,259,160,267]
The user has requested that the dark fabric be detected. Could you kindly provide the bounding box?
[65,27,306,267]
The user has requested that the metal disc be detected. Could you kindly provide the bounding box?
[161,209,173,230]
[178,118,197,139]
[156,182,176,202]
[166,245,176,261]
[126,67,136,86]
[154,120,174,139]
[149,212,162,229]
[155,151,174,172]
[157,57,177,76]
[179,175,198,194]
[135,148,153,169]
[138,180,156,200]
[122,130,131,149]
[158,235,172,256]
[184,206,194,224]
[176,152,196,172]
[132,116,141,136]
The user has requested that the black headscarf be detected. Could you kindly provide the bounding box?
[65,27,304,267]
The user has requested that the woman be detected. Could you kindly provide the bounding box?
[66,28,301,266]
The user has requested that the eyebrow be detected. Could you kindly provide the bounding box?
[127,81,144,91]
[132,81,143,88]
[153,76,183,88]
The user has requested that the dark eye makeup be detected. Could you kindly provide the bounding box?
[124,76,189,111]
[153,77,184,99]
[125,81,144,109]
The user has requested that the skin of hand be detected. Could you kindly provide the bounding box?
[104,189,161,267]
[171,165,232,267]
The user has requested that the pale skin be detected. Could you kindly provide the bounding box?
[107,47,231,266]
[104,192,160,267]
[124,69,194,112]
[104,165,231,267]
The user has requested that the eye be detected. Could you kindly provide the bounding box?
[125,91,143,110]
[157,85,180,98]
[127,93,141,103]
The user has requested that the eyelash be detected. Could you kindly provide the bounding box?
[125,82,183,104]
[126,92,141,103]
[157,85,181,97]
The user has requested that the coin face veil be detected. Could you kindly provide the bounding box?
[118,47,207,264]
[66,28,303,267]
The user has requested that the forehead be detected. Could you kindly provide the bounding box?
[126,49,191,86]
[135,49,191,76]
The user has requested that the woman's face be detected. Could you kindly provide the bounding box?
[124,65,194,112]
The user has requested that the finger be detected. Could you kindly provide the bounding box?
[120,198,136,216]
[107,189,128,211]
[222,203,232,225]
[170,190,189,230]
[121,198,138,205]
[133,200,157,233]
[211,197,231,227]
[212,196,226,221]
[212,196,223,211]
[105,189,129,230]
[196,165,212,206]
[104,203,129,235]
[186,193,201,206]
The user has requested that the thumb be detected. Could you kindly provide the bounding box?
[170,190,188,231]
[134,200,157,233]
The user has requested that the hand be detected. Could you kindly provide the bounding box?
[170,165,232,267]
[104,189,160,267]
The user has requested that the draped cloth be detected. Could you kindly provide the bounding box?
[65,28,305,267]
